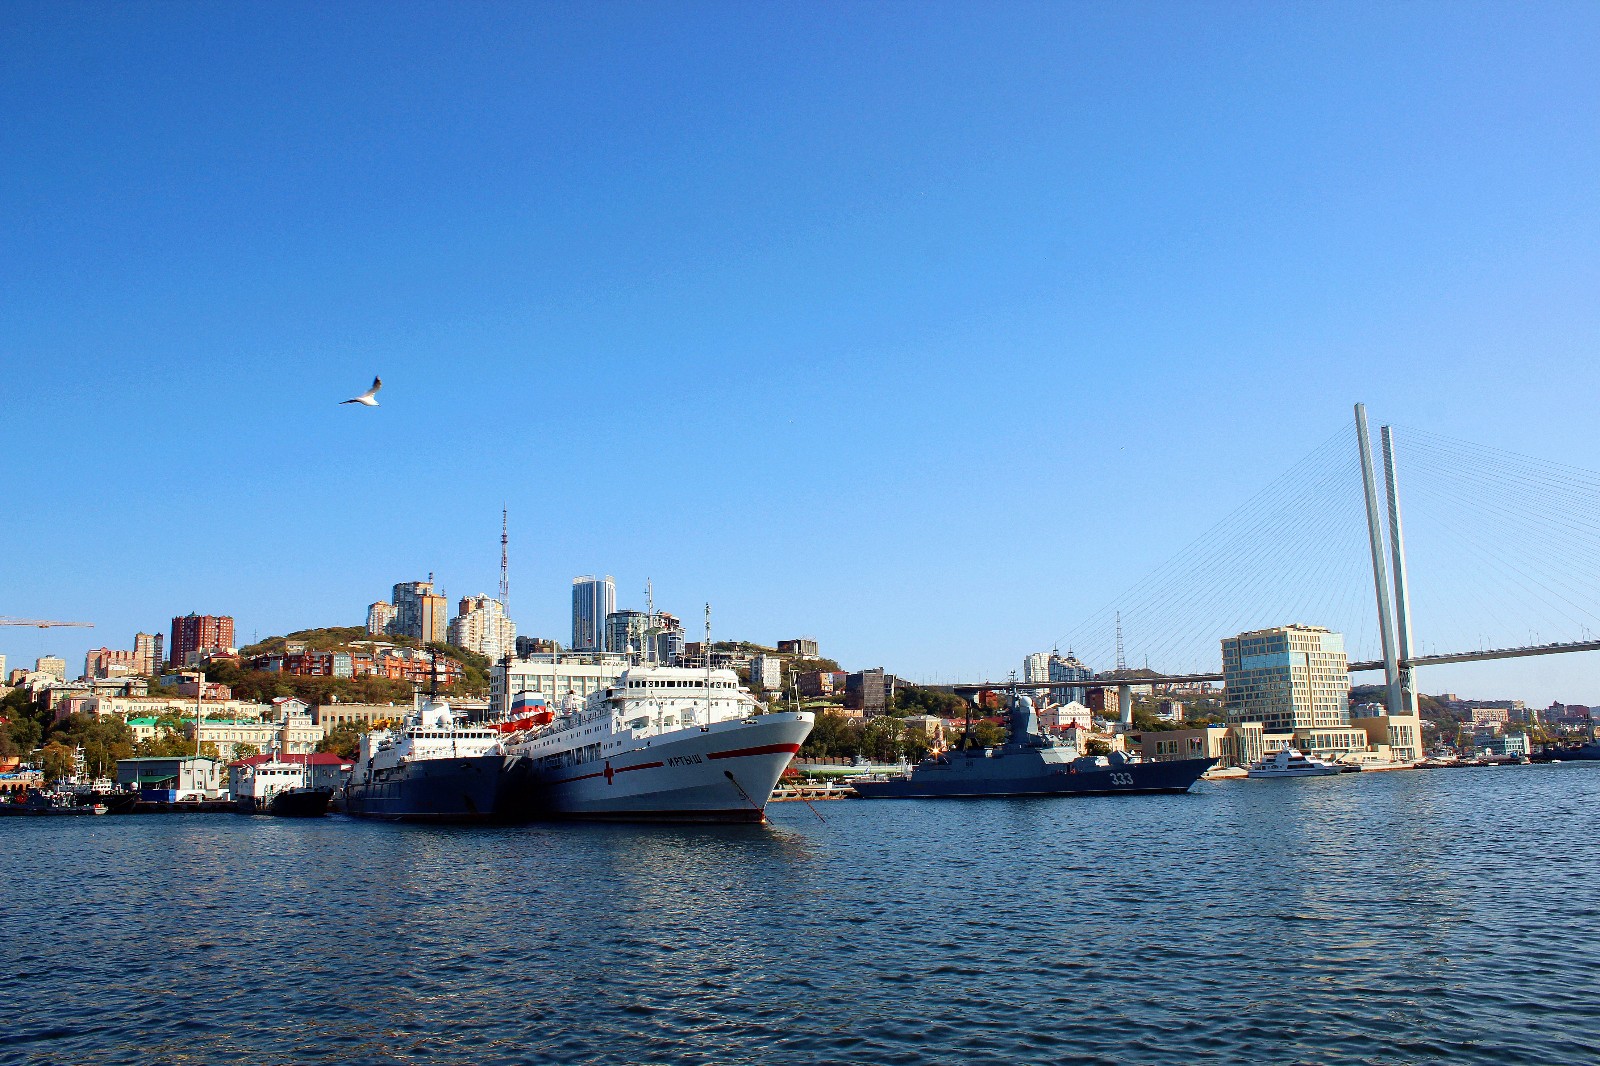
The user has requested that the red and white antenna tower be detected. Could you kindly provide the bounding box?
[499,507,509,610]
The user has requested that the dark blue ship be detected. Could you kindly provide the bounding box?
[343,696,524,822]
[853,691,1212,799]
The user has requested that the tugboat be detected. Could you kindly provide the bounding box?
[344,691,516,822]
[852,691,1212,799]
[234,755,333,817]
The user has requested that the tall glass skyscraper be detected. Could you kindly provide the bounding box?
[571,575,616,651]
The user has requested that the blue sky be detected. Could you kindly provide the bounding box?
[3,2,1599,703]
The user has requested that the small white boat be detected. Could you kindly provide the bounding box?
[1246,747,1345,778]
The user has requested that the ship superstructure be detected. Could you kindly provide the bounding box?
[502,664,812,823]
[344,694,516,822]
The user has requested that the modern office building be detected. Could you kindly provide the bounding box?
[366,600,397,636]
[1222,625,1351,732]
[1048,651,1093,706]
[169,614,235,667]
[448,595,517,661]
[604,610,652,659]
[571,575,615,651]
[392,581,448,643]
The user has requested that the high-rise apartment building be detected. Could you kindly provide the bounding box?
[1022,652,1051,684]
[392,581,448,643]
[36,656,67,681]
[1048,651,1093,706]
[653,612,686,665]
[169,614,236,668]
[448,595,517,661]
[133,632,163,675]
[1222,625,1351,732]
[366,601,397,636]
[571,576,615,652]
[750,655,781,691]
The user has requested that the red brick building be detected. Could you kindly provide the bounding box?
[169,614,235,668]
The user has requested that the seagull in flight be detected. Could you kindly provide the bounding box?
[340,376,382,407]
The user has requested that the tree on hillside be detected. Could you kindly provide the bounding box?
[317,723,363,759]
[40,742,75,781]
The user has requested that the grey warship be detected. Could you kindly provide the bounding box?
[853,691,1212,799]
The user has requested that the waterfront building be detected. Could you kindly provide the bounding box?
[1222,625,1351,732]
[1048,651,1093,705]
[366,600,397,636]
[228,751,354,796]
[1141,726,1232,764]
[777,638,819,658]
[491,652,628,716]
[449,595,516,661]
[133,632,163,675]
[604,610,652,660]
[749,655,781,692]
[571,575,616,651]
[391,581,448,643]
[1022,652,1051,685]
[1349,709,1422,762]
[170,614,235,667]
[1477,732,1531,757]
[115,756,224,798]
[35,655,66,681]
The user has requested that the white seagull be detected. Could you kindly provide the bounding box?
[340,376,382,407]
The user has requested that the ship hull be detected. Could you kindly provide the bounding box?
[238,788,334,817]
[344,754,518,823]
[517,713,812,824]
[853,755,1214,799]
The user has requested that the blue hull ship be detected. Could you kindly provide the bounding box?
[343,695,526,823]
[344,755,520,822]
[854,691,1213,800]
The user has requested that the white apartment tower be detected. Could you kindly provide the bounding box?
[448,595,517,662]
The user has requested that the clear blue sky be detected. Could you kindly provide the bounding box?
[3,2,1598,703]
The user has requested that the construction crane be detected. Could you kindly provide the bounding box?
[0,618,94,629]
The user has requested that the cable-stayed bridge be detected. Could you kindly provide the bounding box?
[959,404,1600,715]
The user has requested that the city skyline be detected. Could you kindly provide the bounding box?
[4,5,1599,702]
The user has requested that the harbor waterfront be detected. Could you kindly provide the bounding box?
[5,766,1598,1065]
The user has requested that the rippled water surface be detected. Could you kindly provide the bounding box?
[6,765,1599,1065]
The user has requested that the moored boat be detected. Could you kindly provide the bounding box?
[501,665,813,823]
[1245,747,1345,778]
[235,757,333,817]
[344,693,516,822]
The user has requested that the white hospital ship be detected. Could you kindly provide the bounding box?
[501,664,813,823]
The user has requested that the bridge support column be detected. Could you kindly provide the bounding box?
[1355,404,1403,715]
[1118,684,1133,730]
[1382,425,1418,715]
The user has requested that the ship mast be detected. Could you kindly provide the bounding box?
[704,603,713,724]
